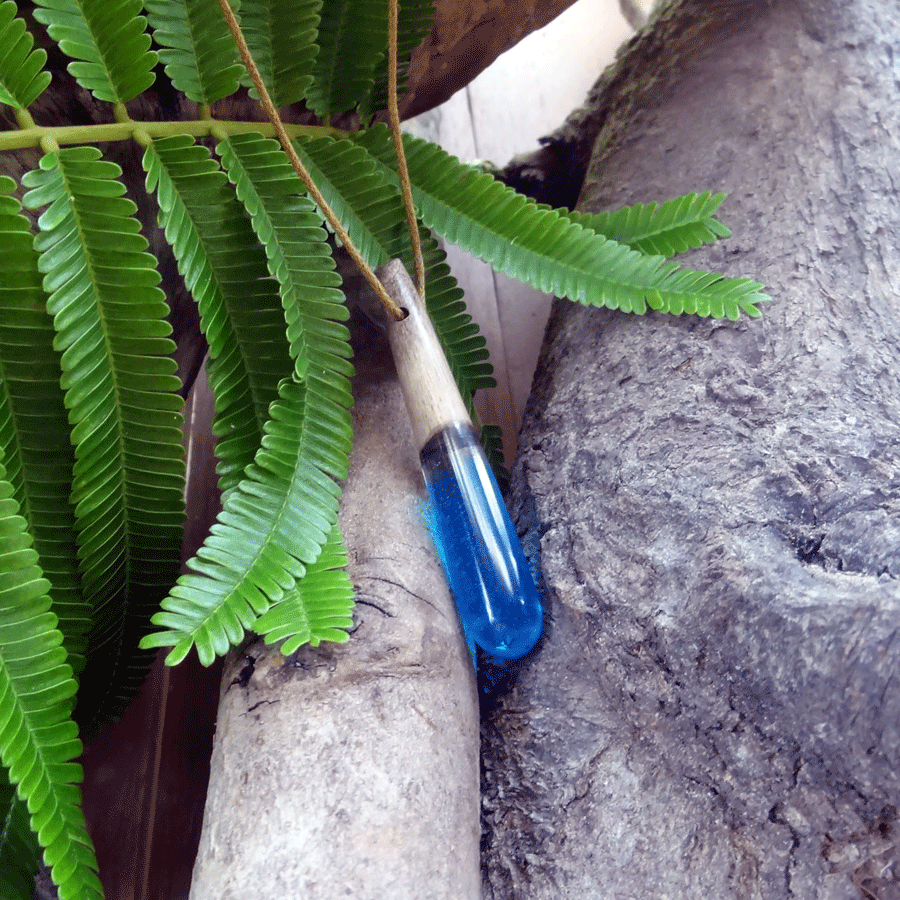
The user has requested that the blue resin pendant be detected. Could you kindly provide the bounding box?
[380,260,543,665]
[421,423,543,662]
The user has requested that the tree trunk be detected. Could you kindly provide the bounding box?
[482,1,900,898]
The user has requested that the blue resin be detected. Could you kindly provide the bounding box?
[421,425,543,662]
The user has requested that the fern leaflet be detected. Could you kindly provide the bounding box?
[253,523,354,654]
[141,378,351,666]
[295,134,403,268]
[306,0,387,118]
[216,132,354,388]
[0,1,51,109]
[143,134,293,494]
[357,126,768,318]
[0,467,101,900]
[565,191,733,256]
[22,147,185,725]
[0,176,87,676]
[238,0,321,108]
[31,0,157,103]
[144,0,244,103]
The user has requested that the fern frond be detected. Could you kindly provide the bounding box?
[238,0,321,109]
[0,468,101,900]
[216,132,353,388]
[641,265,767,319]
[295,134,404,267]
[298,135,494,403]
[144,0,244,103]
[0,1,51,109]
[0,176,87,675]
[253,523,354,654]
[416,227,496,405]
[143,134,293,493]
[21,147,185,724]
[362,0,435,119]
[357,126,768,318]
[306,0,387,117]
[565,191,732,256]
[141,378,351,666]
[32,0,157,103]
[0,766,41,900]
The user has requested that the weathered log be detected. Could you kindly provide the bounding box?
[188,315,481,900]
[482,1,900,897]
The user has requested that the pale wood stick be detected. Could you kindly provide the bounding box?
[379,260,471,449]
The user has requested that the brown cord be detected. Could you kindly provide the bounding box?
[387,0,427,300]
[214,0,405,320]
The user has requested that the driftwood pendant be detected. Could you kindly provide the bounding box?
[378,259,543,663]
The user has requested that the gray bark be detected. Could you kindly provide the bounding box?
[189,318,481,900]
[483,1,900,898]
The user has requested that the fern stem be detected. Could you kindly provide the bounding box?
[388,0,426,300]
[0,118,339,152]
[14,107,34,129]
[213,0,404,322]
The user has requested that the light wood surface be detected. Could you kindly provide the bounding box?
[380,259,472,448]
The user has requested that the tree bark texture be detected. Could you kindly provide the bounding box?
[482,1,900,898]
[189,317,481,900]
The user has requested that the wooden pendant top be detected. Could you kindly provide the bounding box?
[378,260,472,449]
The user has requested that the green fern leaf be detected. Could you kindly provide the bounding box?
[0,176,87,675]
[640,264,768,320]
[362,0,434,119]
[141,377,351,666]
[419,230,496,403]
[238,0,321,108]
[143,134,293,493]
[32,0,157,103]
[0,1,51,109]
[0,766,41,900]
[21,147,185,724]
[0,468,102,900]
[216,131,354,390]
[253,523,354,654]
[565,191,732,256]
[295,134,404,267]
[357,126,769,318]
[144,0,244,103]
[306,0,387,117]
[297,135,494,404]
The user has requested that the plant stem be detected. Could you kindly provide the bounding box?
[214,0,404,322]
[0,118,338,153]
[387,0,426,300]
